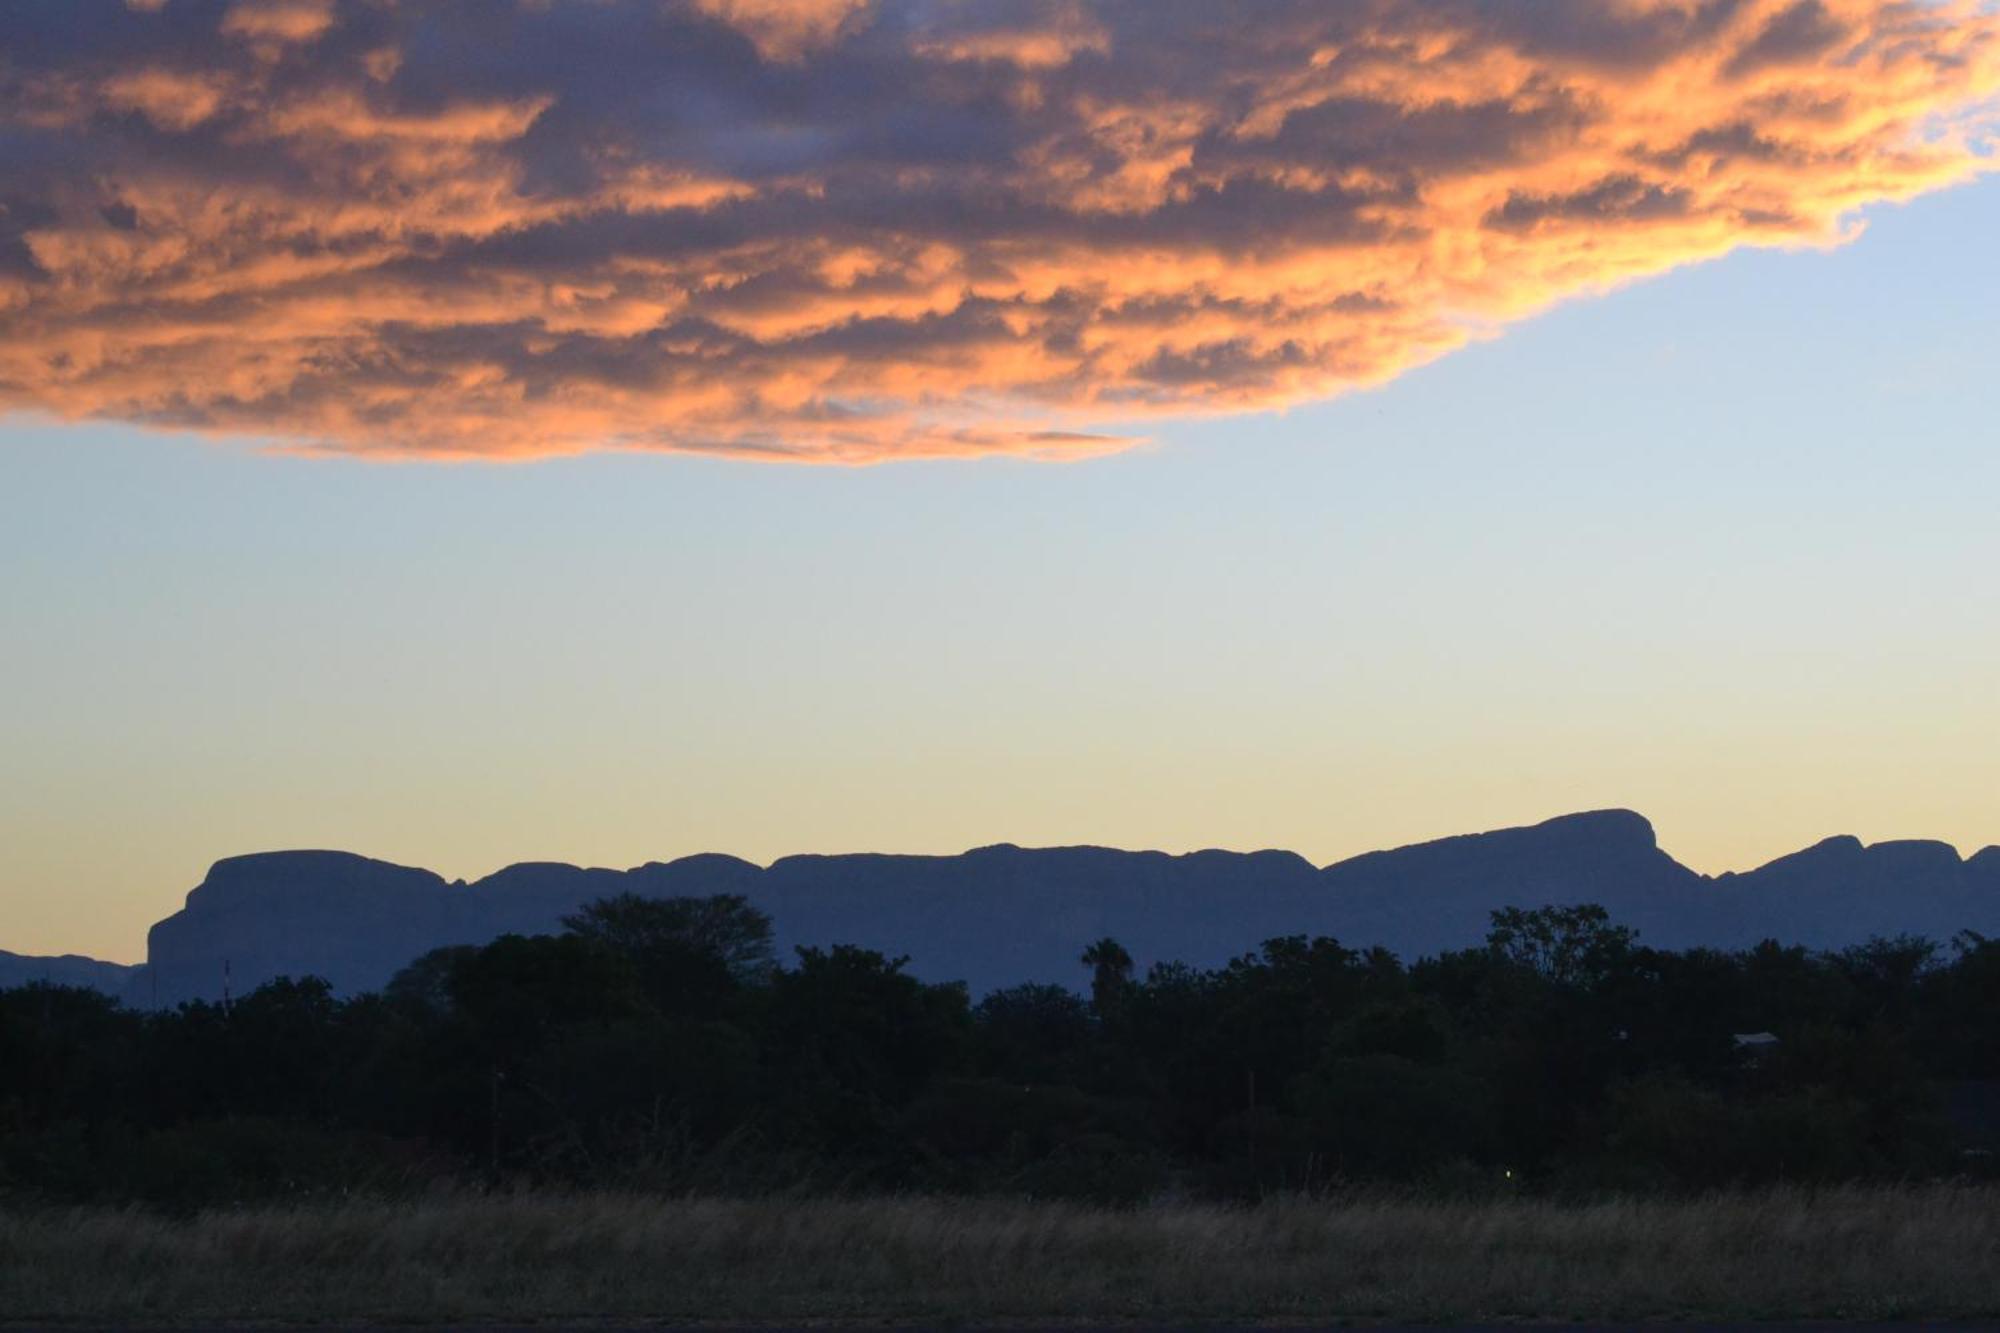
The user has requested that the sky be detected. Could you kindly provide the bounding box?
[1,0,1998,962]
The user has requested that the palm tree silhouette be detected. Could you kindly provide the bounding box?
[1080,937,1133,1018]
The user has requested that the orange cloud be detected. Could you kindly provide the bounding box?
[0,0,1995,462]
[688,0,871,60]
[220,0,336,47]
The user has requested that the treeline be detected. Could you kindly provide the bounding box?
[4,897,1999,1208]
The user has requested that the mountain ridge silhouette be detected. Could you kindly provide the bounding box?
[5,809,1996,1006]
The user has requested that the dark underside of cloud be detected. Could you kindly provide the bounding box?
[1,0,1994,460]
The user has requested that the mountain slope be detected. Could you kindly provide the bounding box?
[3,811,1994,1007]
[0,949,140,994]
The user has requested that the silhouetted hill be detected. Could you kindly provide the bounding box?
[1705,835,1997,948]
[0,948,138,994]
[5,810,1996,1007]
[1315,809,1710,955]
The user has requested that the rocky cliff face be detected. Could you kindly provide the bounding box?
[141,851,459,1007]
[4,810,1992,1007]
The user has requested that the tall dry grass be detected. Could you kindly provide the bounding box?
[6,1187,2000,1323]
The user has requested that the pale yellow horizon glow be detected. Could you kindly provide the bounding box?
[10,703,1996,964]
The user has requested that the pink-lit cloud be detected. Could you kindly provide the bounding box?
[0,0,1995,462]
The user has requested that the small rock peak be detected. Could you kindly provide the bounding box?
[1862,839,1964,871]
[1743,835,1865,879]
[642,852,763,873]
[469,862,598,892]
[1324,808,1667,874]
[1533,809,1658,849]
[1964,846,2000,875]
[486,860,588,875]
[625,854,766,890]
[1182,847,1316,872]
[967,843,1165,864]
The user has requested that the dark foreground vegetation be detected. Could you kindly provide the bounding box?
[12,1188,2000,1323]
[5,897,2000,1209]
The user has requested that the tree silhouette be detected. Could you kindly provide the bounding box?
[1485,904,1636,989]
[1,899,1991,1207]
[1080,937,1133,1018]
[563,893,776,980]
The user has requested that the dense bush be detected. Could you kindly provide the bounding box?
[3,898,1996,1208]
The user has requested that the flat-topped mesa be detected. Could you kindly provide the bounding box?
[184,851,450,911]
[1862,839,1968,876]
[7,810,1994,1009]
[144,852,462,1008]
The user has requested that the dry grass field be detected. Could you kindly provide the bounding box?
[6,1187,2000,1324]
